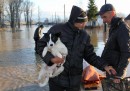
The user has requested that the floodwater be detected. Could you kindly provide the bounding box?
[0,25,51,91]
[0,25,129,91]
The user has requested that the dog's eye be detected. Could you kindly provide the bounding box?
[52,37,58,43]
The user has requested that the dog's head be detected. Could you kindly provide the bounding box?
[43,32,61,49]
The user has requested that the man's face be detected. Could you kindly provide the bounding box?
[74,22,87,30]
[100,11,113,24]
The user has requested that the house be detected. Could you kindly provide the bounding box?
[86,16,103,28]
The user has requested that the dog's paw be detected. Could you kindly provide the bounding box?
[51,66,64,78]
[38,77,49,87]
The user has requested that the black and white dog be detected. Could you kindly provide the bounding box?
[38,32,68,87]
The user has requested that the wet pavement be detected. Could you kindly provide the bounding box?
[0,26,129,91]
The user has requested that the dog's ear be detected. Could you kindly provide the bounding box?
[43,33,50,42]
[55,32,61,37]
[43,33,49,38]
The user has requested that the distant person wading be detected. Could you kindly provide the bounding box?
[33,25,44,54]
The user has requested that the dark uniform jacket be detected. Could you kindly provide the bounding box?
[101,17,130,77]
[37,6,107,87]
[34,27,40,41]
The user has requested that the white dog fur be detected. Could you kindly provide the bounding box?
[38,33,68,87]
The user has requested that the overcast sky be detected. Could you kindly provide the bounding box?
[31,0,130,20]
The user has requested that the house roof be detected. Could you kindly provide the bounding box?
[125,14,130,20]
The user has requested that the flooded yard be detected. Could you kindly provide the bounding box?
[0,25,50,91]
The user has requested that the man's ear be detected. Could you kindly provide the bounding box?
[111,10,116,16]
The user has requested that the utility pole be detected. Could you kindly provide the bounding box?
[105,0,107,4]
[51,14,53,24]
[38,6,40,24]
[64,4,65,22]
[55,12,57,24]
[104,0,107,32]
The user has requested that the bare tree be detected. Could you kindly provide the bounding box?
[0,0,5,28]
[15,0,24,28]
[23,0,33,27]
[5,0,24,28]
[9,0,16,28]
[29,7,33,26]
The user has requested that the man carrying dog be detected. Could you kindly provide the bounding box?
[37,5,116,91]
[96,3,130,83]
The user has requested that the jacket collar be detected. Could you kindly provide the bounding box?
[109,16,123,37]
[110,16,122,30]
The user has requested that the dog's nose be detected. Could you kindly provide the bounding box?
[50,44,53,46]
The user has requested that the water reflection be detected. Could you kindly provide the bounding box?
[86,28,108,56]
[0,25,48,90]
[0,25,51,52]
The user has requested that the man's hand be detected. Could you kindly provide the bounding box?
[51,57,64,64]
[104,66,116,75]
[113,78,120,83]
[104,66,121,83]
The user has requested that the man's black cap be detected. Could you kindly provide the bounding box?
[75,11,88,23]
[68,5,88,23]
[96,4,115,15]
